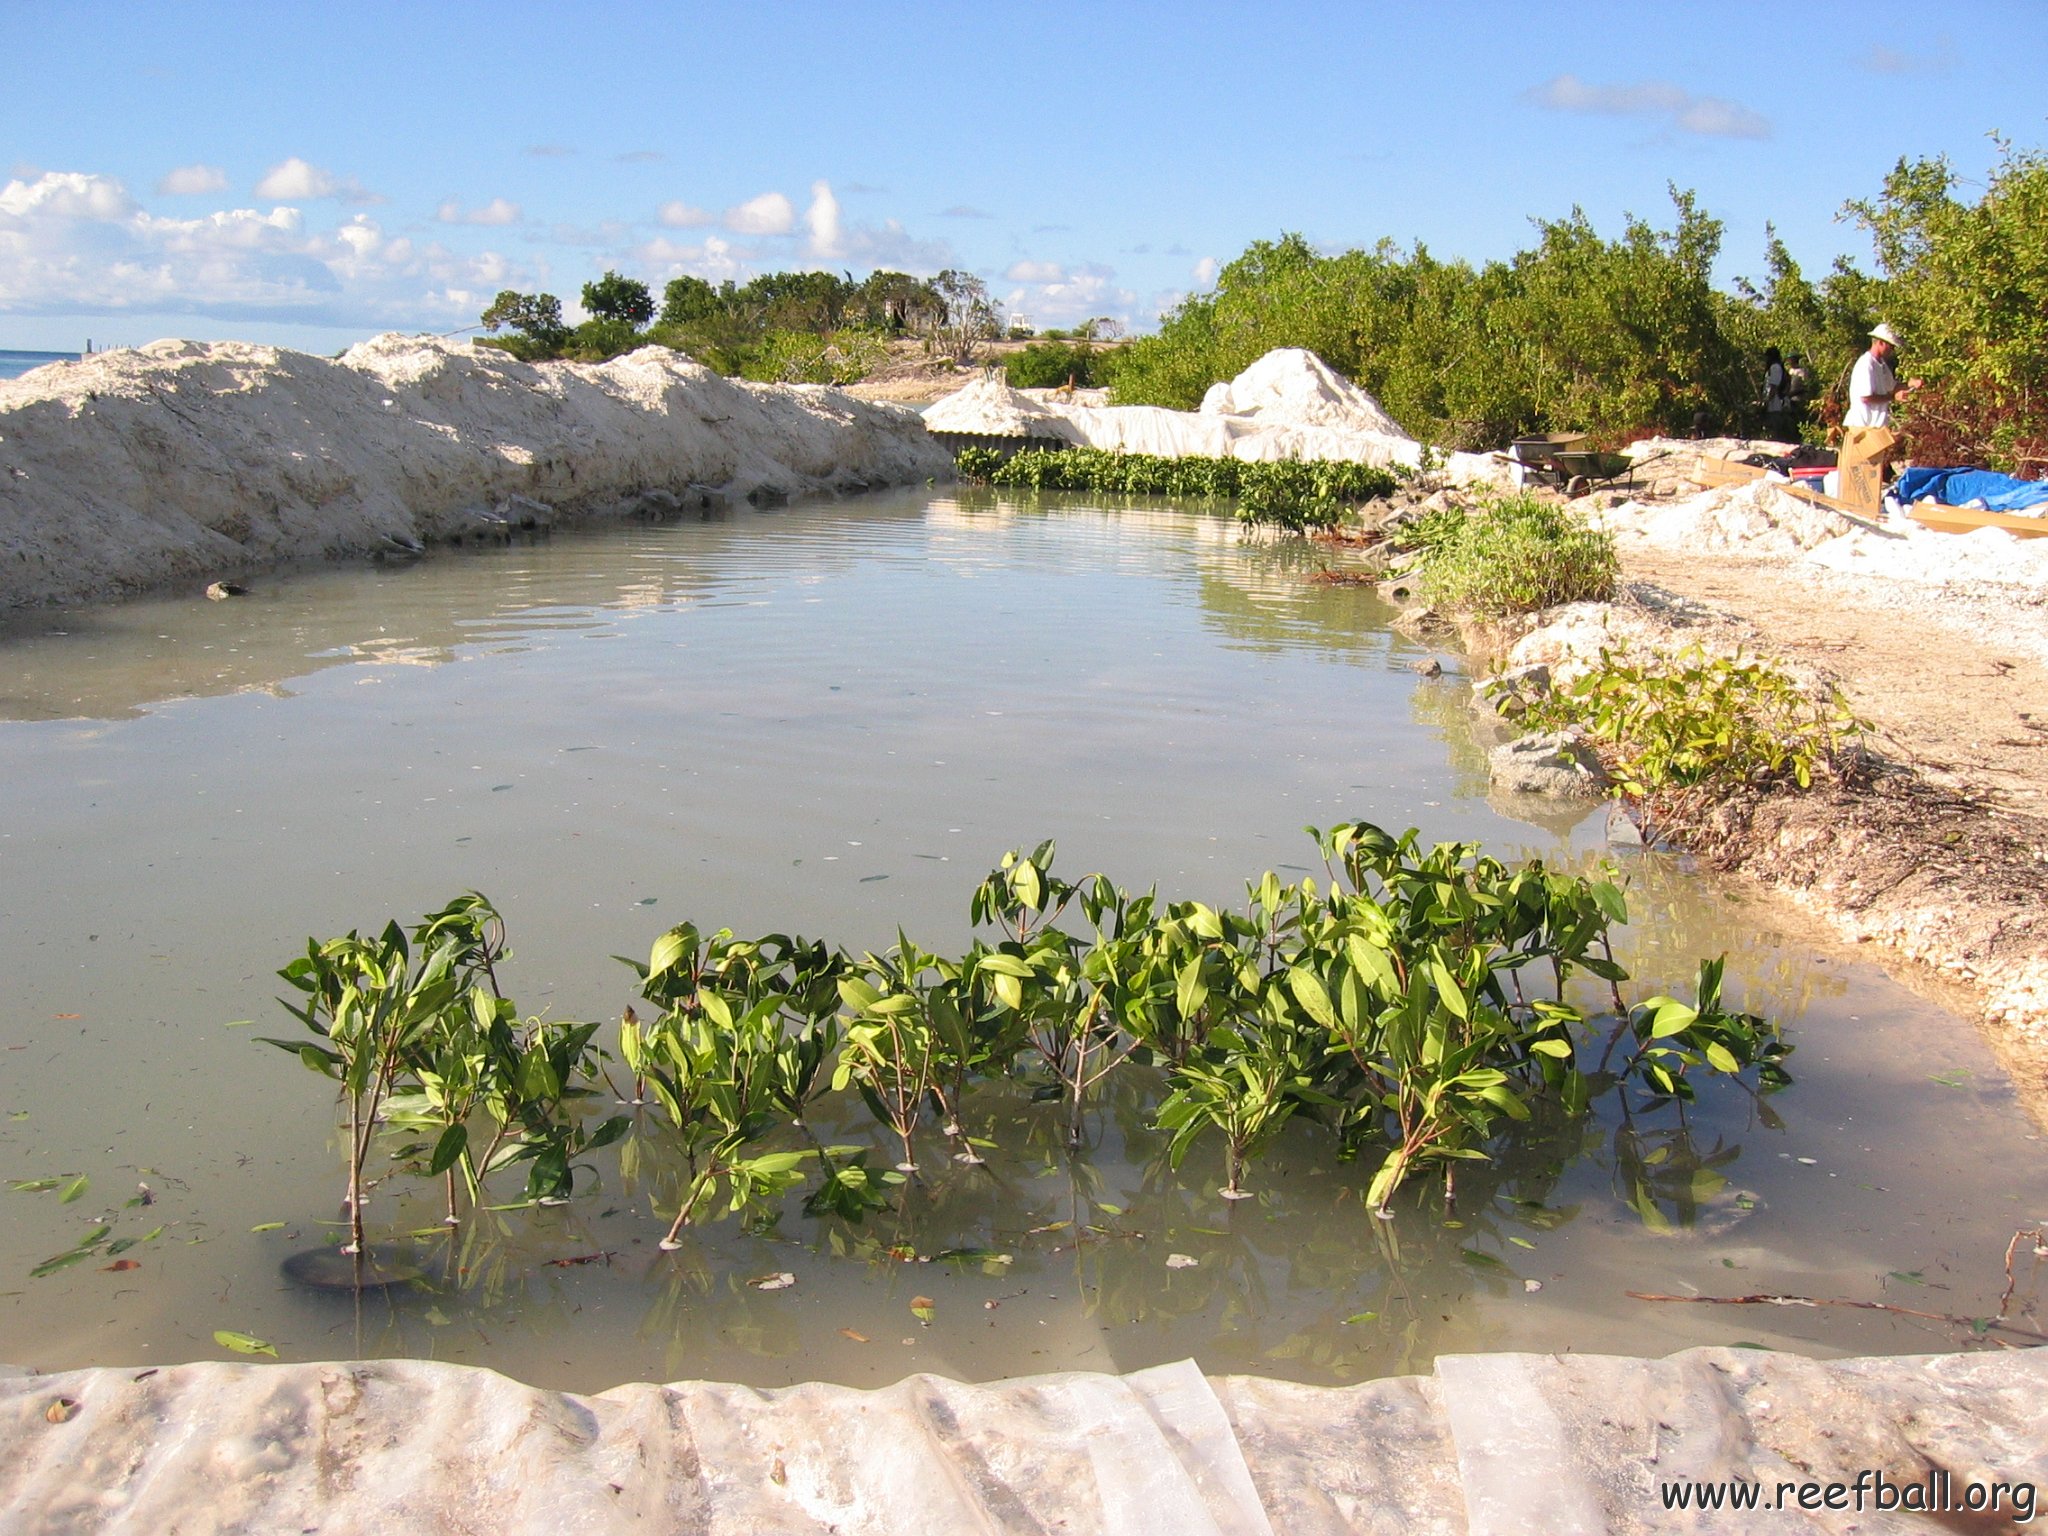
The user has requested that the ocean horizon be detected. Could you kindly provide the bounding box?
[0,348,82,382]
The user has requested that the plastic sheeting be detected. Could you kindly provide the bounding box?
[0,1357,1272,1536]
[1896,465,2048,515]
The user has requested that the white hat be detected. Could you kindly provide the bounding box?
[1870,323,1900,345]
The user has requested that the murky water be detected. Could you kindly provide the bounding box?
[1,488,2041,1392]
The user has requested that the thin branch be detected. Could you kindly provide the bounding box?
[1626,1290,2048,1343]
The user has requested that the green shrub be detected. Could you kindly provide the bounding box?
[1411,494,1617,616]
[978,446,1396,530]
[1517,646,1864,798]
[1005,340,1101,390]
[262,826,1787,1247]
[954,446,1003,482]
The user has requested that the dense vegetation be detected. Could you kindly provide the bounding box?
[472,139,2044,471]
[1108,141,2048,472]
[1844,139,2048,473]
[1106,199,1869,449]
[1004,340,1106,390]
[1394,493,1619,616]
[956,445,1398,531]
[480,266,998,383]
[260,826,1785,1259]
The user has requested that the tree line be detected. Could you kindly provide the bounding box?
[475,141,2044,471]
[478,266,1000,384]
[1109,142,2047,472]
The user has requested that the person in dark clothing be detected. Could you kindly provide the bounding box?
[1761,346,1793,442]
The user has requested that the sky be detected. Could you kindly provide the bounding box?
[2,0,2042,354]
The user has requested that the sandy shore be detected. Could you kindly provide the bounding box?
[1377,465,2048,1124]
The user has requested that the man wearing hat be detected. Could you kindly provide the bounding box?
[1845,323,1916,428]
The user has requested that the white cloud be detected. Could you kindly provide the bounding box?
[1192,256,1219,286]
[1525,74,1770,140]
[1001,261,1137,332]
[0,169,512,328]
[658,200,714,228]
[941,205,992,219]
[633,233,747,283]
[724,191,794,236]
[829,219,953,274]
[158,164,227,196]
[436,196,521,227]
[253,156,378,203]
[1006,259,1066,284]
[0,170,136,222]
[804,180,843,260]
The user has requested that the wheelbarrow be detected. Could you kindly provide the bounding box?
[1509,435,1638,495]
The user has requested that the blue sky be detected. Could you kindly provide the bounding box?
[2,1,2040,353]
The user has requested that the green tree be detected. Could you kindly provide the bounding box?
[581,270,655,328]
[479,289,571,357]
[659,274,722,329]
[1846,139,2048,471]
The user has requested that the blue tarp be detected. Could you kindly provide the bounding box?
[1894,465,2048,514]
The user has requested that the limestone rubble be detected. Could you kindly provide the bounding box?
[0,335,953,610]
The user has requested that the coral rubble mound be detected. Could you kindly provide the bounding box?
[0,335,951,609]
[927,347,1425,471]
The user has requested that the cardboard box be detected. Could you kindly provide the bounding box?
[1835,428,1892,518]
[1837,426,1895,513]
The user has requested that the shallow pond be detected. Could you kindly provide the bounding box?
[0,488,2041,1393]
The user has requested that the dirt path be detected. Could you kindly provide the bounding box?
[1493,546,2048,1124]
[1620,549,2048,817]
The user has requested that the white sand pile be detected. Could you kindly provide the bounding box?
[921,374,1081,441]
[925,348,1424,470]
[1595,479,1847,558]
[0,335,951,609]
[1197,347,1408,439]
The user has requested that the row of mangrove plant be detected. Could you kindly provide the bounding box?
[262,823,1788,1256]
[953,445,1399,532]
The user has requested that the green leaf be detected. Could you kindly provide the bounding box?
[1287,968,1338,1030]
[647,928,692,981]
[30,1247,97,1278]
[249,1222,286,1234]
[1647,1000,1697,1039]
[213,1330,279,1358]
[59,1176,89,1205]
[427,1123,468,1176]
[8,1178,63,1193]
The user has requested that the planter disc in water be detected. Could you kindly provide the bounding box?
[280,1246,424,1293]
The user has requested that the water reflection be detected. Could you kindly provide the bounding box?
[0,487,2039,1393]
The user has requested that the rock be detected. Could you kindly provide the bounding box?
[1411,658,1443,678]
[1606,804,1646,846]
[1488,731,1609,798]
[203,581,247,600]
[1392,603,1453,640]
[1472,661,1552,724]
